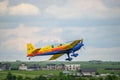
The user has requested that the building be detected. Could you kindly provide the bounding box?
[28,64,40,70]
[79,68,97,76]
[45,64,65,70]
[41,66,47,70]
[46,64,80,70]
[65,64,80,70]
[47,64,56,70]
[2,63,11,70]
[56,64,65,70]
[19,63,27,70]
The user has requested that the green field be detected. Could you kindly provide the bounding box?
[0,61,120,79]
[0,70,61,79]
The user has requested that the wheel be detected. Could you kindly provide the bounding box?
[65,57,72,61]
[28,57,31,60]
[71,53,78,57]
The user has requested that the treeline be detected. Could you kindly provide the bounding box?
[2,72,120,80]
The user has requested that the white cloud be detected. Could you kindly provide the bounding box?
[0,24,42,51]
[9,3,40,15]
[0,0,8,15]
[0,24,63,52]
[45,0,120,19]
[0,0,40,16]
[0,24,41,37]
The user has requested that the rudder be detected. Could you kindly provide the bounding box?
[27,43,35,56]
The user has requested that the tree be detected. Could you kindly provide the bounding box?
[95,72,99,75]
[89,77,95,80]
[53,78,57,80]
[32,77,38,80]
[59,72,64,77]
[12,75,16,80]
[37,75,47,80]
[105,75,119,80]
[17,75,23,80]
[48,78,52,80]
[66,75,75,80]
[98,77,103,80]
[6,72,13,80]
[24,76,32,80]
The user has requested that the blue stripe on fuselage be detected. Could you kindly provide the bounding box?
[37,50,63,56]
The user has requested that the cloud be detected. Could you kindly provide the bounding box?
[9,3,40,15]
[1,25,120,52]
[0,0,40,16]
[0,0,8,15]
[45,0,120,19]
[0,24,63,52]
[0,24,42,51]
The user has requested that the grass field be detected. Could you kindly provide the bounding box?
[0,70,62,79]
[0,61,120,79]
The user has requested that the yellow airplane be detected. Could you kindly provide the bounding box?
[27,39,84,61]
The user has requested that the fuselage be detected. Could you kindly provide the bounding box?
[27,44,67,57]
[27,40,84,57]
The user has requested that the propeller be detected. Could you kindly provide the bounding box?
[82,46,86,50]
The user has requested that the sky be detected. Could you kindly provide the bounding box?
[0,0,120,61]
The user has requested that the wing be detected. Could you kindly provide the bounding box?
[49,54,64,60]
[63,39,82,50]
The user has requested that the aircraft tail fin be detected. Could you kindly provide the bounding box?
[27,43,35,56]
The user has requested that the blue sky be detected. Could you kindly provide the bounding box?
[0,0,120,61]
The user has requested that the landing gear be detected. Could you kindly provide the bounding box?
[71,53,78,57]
[28,57,31,60]
[65,52,79,61]
[66,57,72,61]
[66,53,73,61]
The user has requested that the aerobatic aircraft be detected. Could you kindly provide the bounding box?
[27,39,84,61]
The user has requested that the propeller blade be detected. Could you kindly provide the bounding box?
[82,47,86,50]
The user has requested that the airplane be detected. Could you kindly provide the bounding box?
[27,39,84,61]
